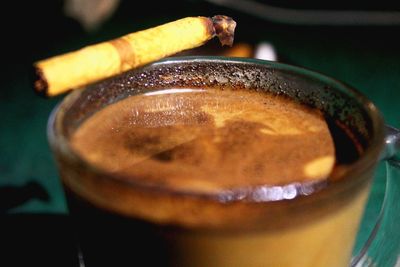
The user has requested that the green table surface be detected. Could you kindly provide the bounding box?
[1,1,399,265]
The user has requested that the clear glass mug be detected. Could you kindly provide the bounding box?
[47,57,400,267]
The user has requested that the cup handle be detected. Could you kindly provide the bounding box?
[380,125,400,160]
[352,125,400,267]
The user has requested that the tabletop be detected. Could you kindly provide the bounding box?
[1,0,399,266]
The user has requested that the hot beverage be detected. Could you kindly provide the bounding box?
[49,59,384,267]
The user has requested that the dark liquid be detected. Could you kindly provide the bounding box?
[326,117,364,165]
[67,88,361,267]
[65,189,169,267]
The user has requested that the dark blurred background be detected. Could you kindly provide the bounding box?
[1,0,399,266]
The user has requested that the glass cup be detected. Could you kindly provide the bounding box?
[47,57,400,267]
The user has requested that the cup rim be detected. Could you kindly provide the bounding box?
[47,56,386,204]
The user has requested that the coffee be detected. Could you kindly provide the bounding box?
[49,59,383,267]
[71,88,335,192]
[67,86,365,267]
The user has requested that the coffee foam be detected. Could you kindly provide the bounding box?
[71,88,335,193]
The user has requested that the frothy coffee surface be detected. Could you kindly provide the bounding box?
[71,88,335,192]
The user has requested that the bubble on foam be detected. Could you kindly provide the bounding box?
[282,184,298,200]
[252,186,284,202]
[222,180,327,202]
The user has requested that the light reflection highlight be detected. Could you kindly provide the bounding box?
[217,180,327,203]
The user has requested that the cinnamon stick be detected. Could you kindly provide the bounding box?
[33,15,236,97]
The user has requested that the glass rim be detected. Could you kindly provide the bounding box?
[47,56,386,204]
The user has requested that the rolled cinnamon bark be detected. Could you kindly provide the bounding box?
[33,15,236,97]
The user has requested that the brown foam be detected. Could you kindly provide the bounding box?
[70,88,335,193]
